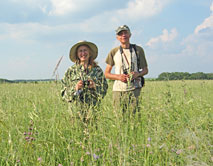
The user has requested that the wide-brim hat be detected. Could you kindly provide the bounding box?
[69,40,98,62]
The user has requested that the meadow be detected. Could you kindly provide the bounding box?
[0,80,212,166]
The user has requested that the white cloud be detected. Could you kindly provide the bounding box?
[194,2,213,34]
[0,23,49,42]
[48,0,100,16]
[10,0,47,7]
[10,0,36,3]
[9,0,92,16]
[2,0,172,32]
[8,0,50,15]
[146,28,178,47]
[211,2,213,12]
[0,22,79,43]
[181,29,213,59]
[185,2,213,62]
[48,0,171,17]
[49,0,77,15]
[69,0,172,34]
[194,15,213,34]
[117,0,171,20]
[9,0,171,17]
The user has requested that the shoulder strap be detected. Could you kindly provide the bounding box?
[131,44,145,87]
[119,46,123,54]
[131,44,140,71]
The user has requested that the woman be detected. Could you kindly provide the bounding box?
[61,40,108,122]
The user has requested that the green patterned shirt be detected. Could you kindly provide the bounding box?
[61,64,108,106]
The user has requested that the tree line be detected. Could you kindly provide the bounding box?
[1,72,213,83]
[0,78,54,83]
[0,78,13,83]
[157,72,213,80]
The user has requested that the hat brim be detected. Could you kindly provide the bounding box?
[116,28,131,35]
[69,41,98,62]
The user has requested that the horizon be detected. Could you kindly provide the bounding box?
[1,71,213,81]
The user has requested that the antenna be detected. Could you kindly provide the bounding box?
[52,56,63,81]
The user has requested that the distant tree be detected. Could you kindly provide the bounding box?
[0,78,13,83]
[206,73,213,80]
[157,72,171,80]
[157,72,212,80]
[189,72,207,80]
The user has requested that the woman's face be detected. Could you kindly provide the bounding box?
[77,45,90,64]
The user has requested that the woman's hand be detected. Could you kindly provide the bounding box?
[75,80,84,90]
[76,79,96,90]
[88,79,96,89]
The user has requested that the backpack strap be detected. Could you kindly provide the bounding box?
[131,44,145,87]
[131,44,140,71]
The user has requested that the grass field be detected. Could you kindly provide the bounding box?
[0,80,212,166]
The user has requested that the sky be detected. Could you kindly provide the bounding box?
[0,0,213,80]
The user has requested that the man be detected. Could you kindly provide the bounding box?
[105,25,148,113]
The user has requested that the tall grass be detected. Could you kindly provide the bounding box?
[0,80,212,166]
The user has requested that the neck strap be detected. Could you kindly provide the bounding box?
[120,45,134,71]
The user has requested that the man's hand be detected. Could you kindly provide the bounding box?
[118,74,129,83]
[131,67,149,80]
[131,72,141,80]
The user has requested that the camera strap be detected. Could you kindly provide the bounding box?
[120,44,145,87]
[120,45,134,71]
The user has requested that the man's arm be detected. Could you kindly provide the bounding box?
[104,64,129,83]
[132,67,148,79]
[139,67,148,77]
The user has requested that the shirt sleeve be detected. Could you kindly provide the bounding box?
[92,66,108,99]
[105,47,119,66]
[61,67,79,102]
[136,46,148,69]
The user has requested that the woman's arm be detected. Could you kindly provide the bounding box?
[92,66,108,99]
[61,67,80,102]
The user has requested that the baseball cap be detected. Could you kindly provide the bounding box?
[115,25,131,35]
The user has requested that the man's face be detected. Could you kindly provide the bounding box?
[116,30,131,44]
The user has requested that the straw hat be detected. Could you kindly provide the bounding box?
[69,40,98,62]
